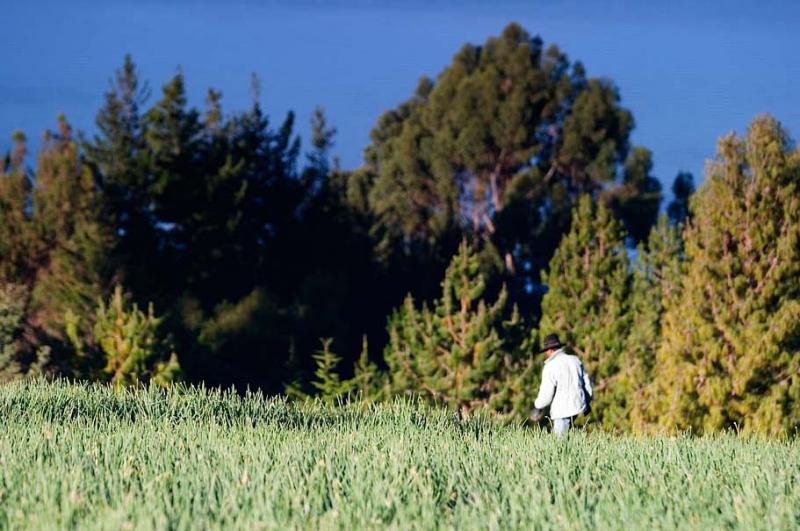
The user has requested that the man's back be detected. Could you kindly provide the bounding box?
[534,349,592,419]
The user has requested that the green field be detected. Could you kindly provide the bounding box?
[1,380,798,530]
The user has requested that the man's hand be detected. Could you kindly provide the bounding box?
[530,407,544,422]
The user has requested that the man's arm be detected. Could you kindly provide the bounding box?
[534,366,556,410]
[581,363,593,399]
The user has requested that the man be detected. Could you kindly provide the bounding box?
[530,333,593,436]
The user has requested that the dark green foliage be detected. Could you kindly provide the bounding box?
[383,241,527,415]
[622,216,684,431]
[82,55,154,297]
[81,61,308,391]
[604,147,663,243]
[538,196,631,429]
[6,30,798,440]
[81,61,383,393]
[29,115,113,346]
[359,23,658,316]
[0,116,113,377]
[0,283,49,381]
[310,339,353,402]
[0,283,27,380]
[667,171,695,225]
[36,31,660,397]
[0,132,33,285]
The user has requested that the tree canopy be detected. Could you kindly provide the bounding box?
[4,24,798,437]
[357,23,660,314]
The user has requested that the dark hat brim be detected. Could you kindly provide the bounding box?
[538,342,564,354]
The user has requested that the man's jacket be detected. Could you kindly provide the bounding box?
[534,348,593,419]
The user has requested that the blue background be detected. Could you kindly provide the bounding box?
[2,0,798,191]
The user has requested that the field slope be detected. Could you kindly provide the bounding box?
[1,380,798,530]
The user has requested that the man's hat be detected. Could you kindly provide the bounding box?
[539,333,564,353]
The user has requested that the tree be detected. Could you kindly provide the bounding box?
[358,23,657,317]
[538,195,631,429]
[91,285,180,387]
[84,60,308,391]
[265,107,389,396]
[306,106,337,181]
[83,55,154,298]
[0,117,114,378]
[310,338,353,403]
[350,336,384,402]
[604,146,663,244]
[0,283,50,382]
[298,336,384,404]
[29,115,114,348]
[645,115,800,436]
[0,131,34,284]
[667,171,695,225]
[621,216,684,431]
[0,283,28,380]
[384,241,521,415]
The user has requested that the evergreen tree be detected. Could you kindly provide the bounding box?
[84,59,307,391]
[621,216,684,431]
[645,115,800,436]
[310,338,353,403]
[666,171,695,226]
[538,195,631,429]
[272,107,387,395]
[0,131,34,284]
[0,283,49,381]
[143,71,203,228]
[91,285,180,387]
[0,283,27,380]
[384,241,515,414]
[350,336,384,402]
[300,337,384,403]
[29,115,113,348]
[306,106,337,181]
[604,146,663,244]
[364,76,461,268]
[83,55,154,297]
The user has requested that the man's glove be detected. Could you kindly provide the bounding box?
[530,407,544,422]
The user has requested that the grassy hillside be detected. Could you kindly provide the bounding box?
[0,380,798,529]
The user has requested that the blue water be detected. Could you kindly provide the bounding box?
[2,0,798,191]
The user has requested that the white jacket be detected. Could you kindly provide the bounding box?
[534,349,593,419]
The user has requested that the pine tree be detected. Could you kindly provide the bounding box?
[490,306,540,421]
[92,285,180,387]
[350,336,384,402]
[667,171,695,226]
[384,241,513,414]
[83,56,154,297]
[0,283,29,381]
[621,216,684,431]
[0,131,34,284]
[300,337,384,404]
[306,106,337,181]
[310,338,353,402]
[144,71,202,208]
[0,282,52,382]
[29,115,113,346]
[538,195,631,429]
[604,146,663,244]
[646,115,800,436]
[0,283,25,378]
